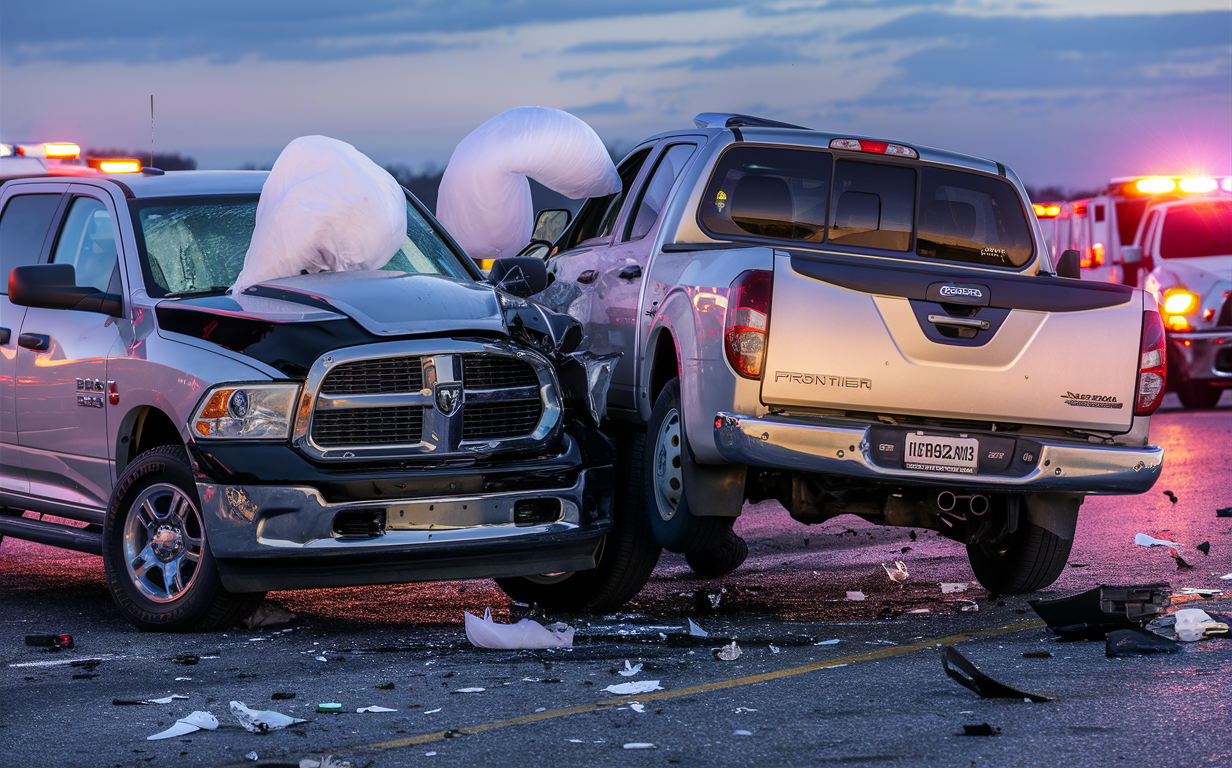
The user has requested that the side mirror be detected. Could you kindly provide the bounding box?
[532,209,571,244]
[1121,245,1142,265]
[488,256,549,298]
[1055,249,1082,279]
[9,264,122,316]
[513,239,552,262]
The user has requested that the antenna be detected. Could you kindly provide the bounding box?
[149,95,154,168]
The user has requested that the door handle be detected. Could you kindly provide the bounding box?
[0,327,9,345]
[618,265,642,280]
[17,333,50,351]
[576,270,597,285]
[927,315,990,331]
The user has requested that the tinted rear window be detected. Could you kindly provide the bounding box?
[1159,202,1232,259]
[830,160,915,251]
[916,167,1034,267]
[699,146,831,242]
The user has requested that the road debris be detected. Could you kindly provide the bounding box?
[465,608,574,649]
[148,694,189,704]
[1217,507,1232,518]
[1134,532,1182,548]
[623,743,656,749]
[714,641,742,661]
[230,701,307,733]
[1174,608,1228,641]
[814,639,840,646]
[272,692,296,700]
[1196,541,1211,555]
[1222,573,1232,581]
[299,757,352,768]
[845,591,866,601]
[961,723,1000,736]
[357,705,397,713]
[1022,651,1053,658]
[147,711,218,740]
[604,680,662,695]
[629,703,646,713]
[941,646,1055,703]
[246,752,259,761]
[25,634,74,649]
[453,687,486,693]
[1106,628,1182,657]
[172,654,199,665]
[1163,490,1177,503]
[769,644,781,654]
[1029,583,1170,639]
[734,729,753,736]
[618,661,643,677]
[241,602,296,629]
[882,561,910,584]
[686,618,709,638]
[940,583,968,594]
[1178,588,1222,597]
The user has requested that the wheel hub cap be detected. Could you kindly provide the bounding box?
[122,483,205,604]
[150,525,183,561]
[653,409,684,522]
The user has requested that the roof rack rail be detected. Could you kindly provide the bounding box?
[693,112,809,130]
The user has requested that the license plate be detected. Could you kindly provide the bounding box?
[904,432,979,474]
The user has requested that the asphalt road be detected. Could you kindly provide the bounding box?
[2,393,1230,767]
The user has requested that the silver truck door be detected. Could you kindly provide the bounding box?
[15,188,126,512]
[1,186,67,498]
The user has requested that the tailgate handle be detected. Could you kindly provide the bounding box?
[927,315,990,331]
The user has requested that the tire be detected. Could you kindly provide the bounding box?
[495,425,661,613]
[685,525,749,578]
[1175,376,1222,409]
[642,378,733,554]
[966,521,1072,594]
[102,445,264,631]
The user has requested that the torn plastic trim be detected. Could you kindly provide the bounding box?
[941,646,1055,702]
[1029,583,1171,640]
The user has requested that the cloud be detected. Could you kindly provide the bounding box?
[563,40,680,54]
[566,97,640,116]
[659,38,818,71]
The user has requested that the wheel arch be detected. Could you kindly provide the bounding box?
[647,327,680,410]
[116,406,185,475]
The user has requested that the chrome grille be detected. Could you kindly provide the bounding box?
[463,400,543,441]
[312,405,424,447]
[463,356,538,389]
[321,357,423,395]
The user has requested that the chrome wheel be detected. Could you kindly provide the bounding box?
[123,483,204,603]
[653,408,683,522]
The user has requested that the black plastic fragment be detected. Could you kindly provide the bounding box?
[941,646,1055,702]
[1163,490,1177,503]
[271,692,296,700]
[1196,541,1210,556]
[1216,507,1232,518]
[26,634,74,649]
[1021,651,1053,658]
[961,723,1001,736]
[1105,628,1181,657]
[1029,584,1170,639]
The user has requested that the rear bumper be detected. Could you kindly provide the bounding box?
[197,463,613,592]
[1169,330,1232,385]
[714,412,1163,495]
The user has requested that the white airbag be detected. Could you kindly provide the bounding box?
[232,136,406,293]
[437,106,620,260]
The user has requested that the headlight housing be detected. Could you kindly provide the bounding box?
[1162,289,1199,316]
[192,383,300,439]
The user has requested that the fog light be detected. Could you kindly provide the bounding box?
[333,509,386,537]
[513,499,562,526]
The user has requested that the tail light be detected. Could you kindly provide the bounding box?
[1135,311,1166,415]
[724,270,772,379]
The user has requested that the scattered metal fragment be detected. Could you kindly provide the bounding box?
[622,743,656,749]
[1134,533,1182,548]
[941,646,1055,703]
[452,687,486,694]
[714,641,742,661]
[1106,628,1181,657]
[246,751,259,761]
[1029,584,1170,639]
[1174,609,1228,641]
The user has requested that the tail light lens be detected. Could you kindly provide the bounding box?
[1135,311,1166,415]
[724,270,772,379]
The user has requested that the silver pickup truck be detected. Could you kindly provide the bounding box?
[0,170,642,630]
[531,112,1166,596]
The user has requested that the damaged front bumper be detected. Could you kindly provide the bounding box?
[714,412,1163,495]
[1168,330,1232,385]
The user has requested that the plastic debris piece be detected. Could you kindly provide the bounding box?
[299,758,352,768]
[1222,573,1232,581]
[814,639,840,646]
[1029,583,1171,639]
[907,608,931,614]
[940,583,968,594]
[1178,588,1221,596]
[882,561,910,584]
[1135,532,1182,548]
[629,703,646,713]
[1174,608,1227,641]
[769,644,781,654]
[315,656,328,662]
[1022,651,1053,658]
[1106,628,1182,656]
[1196,541,1210,556]
[941,646,1055,703]
[25,634,74,649]
[686,618,709,638]
[618,661,643,677]
[1163,490,1177,503]
[846,591,866,601]
[246,752,259,762]
[242,602,297,629]
[452,687,485,694]
[230,700,308,733]
[272,692,296,701]
[424,708,442,714]
[175,677,192,681]
[623,743,656,750]
[734,729,753,736]
[231,135,406,292]
[357,705,397,713]
[172,654,199,665]
[604,680,663,695]
[1217,507,1232,518]
[715,641,742,661]
[376,682,396,690]
[961,723,1000,736]
[465,608,574,649]
[952,599,979,613]
[1173,551,1194,569]
[147,711,219,740]
[147,694,189,704]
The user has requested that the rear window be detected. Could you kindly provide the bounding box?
[1159,201,1232,260]
[916,168,1034,267]
[698,146,1035,267]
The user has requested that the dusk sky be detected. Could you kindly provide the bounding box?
[2,0,1229,193]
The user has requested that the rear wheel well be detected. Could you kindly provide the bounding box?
[648,331,679,408]
[119,408,183,474]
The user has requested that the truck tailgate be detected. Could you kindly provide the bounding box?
[760,253,1143,432]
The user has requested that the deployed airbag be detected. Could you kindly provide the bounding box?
[437,106,620,259]
[232,136,406,293]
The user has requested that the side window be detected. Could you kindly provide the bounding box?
[563,148,652,249]
[0,194,62,295]
[51,197,118,292]
[624,143,696,242]
[829,160,915,252]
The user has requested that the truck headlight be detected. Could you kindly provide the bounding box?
[192,383,300,439]
[1162,289,1198,316]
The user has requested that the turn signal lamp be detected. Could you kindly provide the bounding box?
[1178,177,1217,193]
[1136,178,1176,194]
[1033,204,1061,218]
[829,138,919,159]
[1163,289,1199,316]
[43,143,81,159]
[1135,311,1167,415]
[724,270,772,379]
[89,158,142,173]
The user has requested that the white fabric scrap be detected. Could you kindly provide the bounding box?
[230,700,307,733]
[232,135,406,293]
[357,705,397,713]
[147,711,218,740]
[438,106,620,259]
[465,608,574,649]
[604,680,663,695]
[1135,533,1183,548]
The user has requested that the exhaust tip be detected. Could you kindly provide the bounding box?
[936,491,957,512]
[968,494,990,516]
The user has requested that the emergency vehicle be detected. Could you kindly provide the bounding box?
[0,142,143,182]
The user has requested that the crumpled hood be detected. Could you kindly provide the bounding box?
[1148,257,1232,303]
[244,271,506,337]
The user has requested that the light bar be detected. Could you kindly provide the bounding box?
[1136,177,1176,194]
[1222,177,1232,192]
[1178,177,1217,193]
[829,138,918,159]
[43,143,81,159]
[89,158,142,174]
[1032,203,1061,218]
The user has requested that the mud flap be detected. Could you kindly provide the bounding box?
[681,435,746,518]
[1024,493,1083,541]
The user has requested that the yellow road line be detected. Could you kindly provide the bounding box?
[359,618,1045,751]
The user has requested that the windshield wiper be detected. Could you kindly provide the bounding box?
[165,286,232,298]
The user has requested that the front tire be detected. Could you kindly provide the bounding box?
[966,520,1072,594]
[1175,376,1222,409]
[103,446,264,631]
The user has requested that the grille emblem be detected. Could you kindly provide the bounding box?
[435,383,462,415]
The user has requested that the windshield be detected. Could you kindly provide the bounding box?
[1159,201,1232,260]
[132,194,473,297]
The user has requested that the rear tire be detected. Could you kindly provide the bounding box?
[685,526,749,578]
[495,425,661,613]
[1175,376,1222,409]
[966,521,1072,594]
[102,446,265,631]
